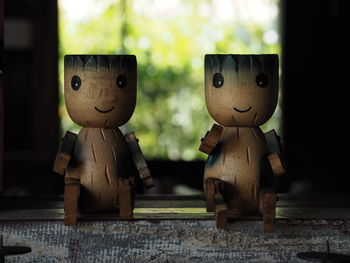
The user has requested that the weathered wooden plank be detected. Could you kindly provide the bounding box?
[0,209,64,221]
[0,220,349,263]
[136,199,207,208]
[1,206,350,221]
[1,195,350,262]
[277,194,350,207]
[276,207,350,220]
[2,194,349,210]
[135,194,205,201]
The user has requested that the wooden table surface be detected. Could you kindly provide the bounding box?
[0,194,349,263]
[0,194,349,221]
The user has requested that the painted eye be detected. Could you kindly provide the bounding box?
[255,73,269,88]
[71,75,81,91]
[116,74,127,89]
[213,73,224,88]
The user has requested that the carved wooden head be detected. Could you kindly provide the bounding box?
[205,54,279,127]
[64,55,136,128]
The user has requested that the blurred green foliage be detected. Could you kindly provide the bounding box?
[59,0,281,160]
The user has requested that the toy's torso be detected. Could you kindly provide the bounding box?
[66,127,133,213]
[204,127,268,214]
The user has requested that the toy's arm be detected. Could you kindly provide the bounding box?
[53,131,77,175]
[199,124,223,154]
[264,129,286,176]
[125,132,155,189]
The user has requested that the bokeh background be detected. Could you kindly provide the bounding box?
[2,0,345,195]
[59,0,281,161]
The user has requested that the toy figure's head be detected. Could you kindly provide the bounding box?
[205,54,278,127]
[64,55,136,128]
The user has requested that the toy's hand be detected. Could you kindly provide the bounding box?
[264,129,286,176]
[125,132,155,189]
[268,152,286,176]
[53,131,77,175]
[199,124,223,154]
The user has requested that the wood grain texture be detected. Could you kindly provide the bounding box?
[2,195,349,261]
[214,193,227,229]
[203,54,280,228]
[204,54,278,127]
[261,192,277,232]
[0,219,349,263]
[118,178,133,219]
[60,55,139,220]
[205,179,215,212]
[53,131,77,175]
[64,55,136,128]
[0,195,350,221]
[268,152,285,176]
[125,132,154,189]
[265,129,286,176]
[204,127,268,214]
[199,124,223,154]
[64,180,80,226]
[66,127,134,213]
[264,129,282,155]
[205,179,228,228]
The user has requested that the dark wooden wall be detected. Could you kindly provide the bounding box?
[0,0,4,192]
[3,0,59,194]
[281,0,346,192]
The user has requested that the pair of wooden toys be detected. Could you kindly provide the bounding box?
[53,54,285,231]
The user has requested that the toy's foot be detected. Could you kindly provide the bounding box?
[215,193,228,229]
[205,178,228,229]
[64,178,80,226]
[260,192,277,232]
[118,178,133,219]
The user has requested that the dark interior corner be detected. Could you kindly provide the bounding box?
[0,0,3,193]
[0,0,348,196]
[2,0,59,195]
[281,0,347,193]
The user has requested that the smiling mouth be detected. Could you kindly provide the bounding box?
[234,106,252,113]
[95,106,115,113]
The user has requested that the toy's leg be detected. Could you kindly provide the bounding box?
[64,177,80,226]
[214,192,228,229]
[118,178,133,219]
[259,191,277,232]
[205,178,215,212]
[205,178,227,229]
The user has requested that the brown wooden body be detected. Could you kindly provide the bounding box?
[203,54,280,229]
[58,55,146,224]
[204,127,268,215]
[66,127,134,213]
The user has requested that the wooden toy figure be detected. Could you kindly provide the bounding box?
[53,55,154,226]
[199,54,286,231]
